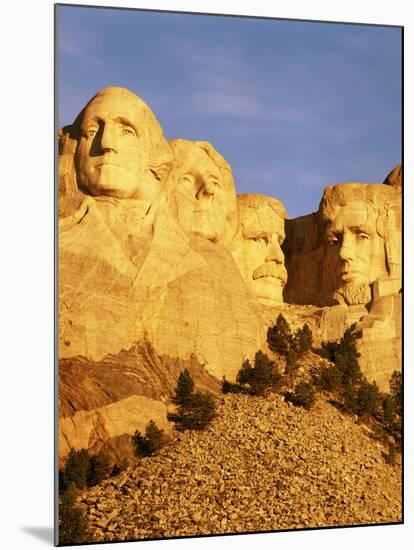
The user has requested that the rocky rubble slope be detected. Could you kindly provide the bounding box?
[77,393,402,542]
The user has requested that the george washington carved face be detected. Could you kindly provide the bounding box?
[73,87,171,202]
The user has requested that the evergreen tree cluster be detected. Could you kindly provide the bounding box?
[169,368,217,430]
[235,350,282,396]
[60,448,111,493]
[266,314,313,358]
[316,326,377,416]
[59,482,90,545]
[315,327,402,446]
[317,326,362,391]
[133,420,167,457]
[222,350,282,397]
[285,381,316,410]
[58,448,113,543]
[265,314,314,391]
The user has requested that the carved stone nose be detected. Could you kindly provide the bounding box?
[265,239,284,263]
[339,234,355,261]
[196,180,215,199]
[100,123,119,153]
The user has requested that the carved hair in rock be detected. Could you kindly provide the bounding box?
[237,193,287,234]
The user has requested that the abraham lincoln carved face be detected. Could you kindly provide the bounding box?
[321,184,393,305]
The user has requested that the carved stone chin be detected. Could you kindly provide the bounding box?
[330,283,373,306]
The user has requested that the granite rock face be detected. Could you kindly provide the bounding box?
[58,86,402,460]
[383,164,402,188]
[58,340,221,465]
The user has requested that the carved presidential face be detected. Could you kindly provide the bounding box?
[172,144,235,243]
[324,201,387,292]
[74,89,157,201]
[234,201,287,306]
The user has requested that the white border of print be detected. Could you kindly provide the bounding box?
[1,1,412,549]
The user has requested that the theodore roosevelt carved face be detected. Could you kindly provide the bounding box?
[233,194,287,306]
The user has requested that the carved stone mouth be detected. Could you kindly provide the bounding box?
[253,274,286,286]
[340,270,361,280]
[253,264,287,284]
[98,162,119,167]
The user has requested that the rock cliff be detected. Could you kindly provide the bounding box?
[58,86,402,462]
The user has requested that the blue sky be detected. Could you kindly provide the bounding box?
[57,5,402,218]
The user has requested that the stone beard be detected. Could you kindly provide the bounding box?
[233,194,287,306]
[330,284,372,306]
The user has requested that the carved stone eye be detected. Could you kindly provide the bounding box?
[180,175,195,185]
[84,128,97,138]
[253,237,267,245]
[122,126,136,136]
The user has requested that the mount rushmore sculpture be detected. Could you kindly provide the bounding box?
[58,86,402,462]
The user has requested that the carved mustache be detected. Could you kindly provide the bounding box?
[252,263,287,283]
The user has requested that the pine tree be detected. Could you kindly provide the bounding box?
[173,368,195,406]
[285,348,299,387]
[389,370,402,416]
[87,450,111,487]
[236,351,281,396]
[59,482,90,545]
[285,381,315,410]
[169,369,217,431]
[292,323,313,355]
[267,313,292,355]
[355,380,380,416]
[236,359,253,386]
[317,363,342,391]
[177,391,217,429]
[381,393,396,425]
[334,327,363,388]
[249,350,276,396]
[63,448,90,490]
[133,420,166,456]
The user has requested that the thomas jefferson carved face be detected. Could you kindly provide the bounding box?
[169,140,238,244]
[74,87,162,201]
[324,200,387,300]
[233,195,287,306]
